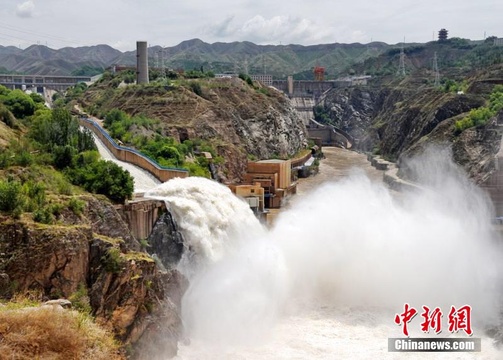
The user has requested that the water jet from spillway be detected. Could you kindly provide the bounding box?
[146,149,503,358]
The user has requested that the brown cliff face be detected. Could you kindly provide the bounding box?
[317,65,503,183]
[0,195,186,358]
[0,220,90,299]
[376,90,485,161]
[400,113,502,184]
[79,78,307,182]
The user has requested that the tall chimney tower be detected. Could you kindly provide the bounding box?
[136,41,149,84]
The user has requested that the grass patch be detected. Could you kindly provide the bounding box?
[124,251,154,263]
[0,306,122,359]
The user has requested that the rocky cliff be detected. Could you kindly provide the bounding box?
[316,64,503,183]
[0,195,186,359]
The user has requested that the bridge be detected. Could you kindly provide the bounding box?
[0,74,93,91]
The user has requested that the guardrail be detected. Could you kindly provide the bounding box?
[79,117,189,182]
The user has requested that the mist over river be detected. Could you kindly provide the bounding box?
[146,147,503,359]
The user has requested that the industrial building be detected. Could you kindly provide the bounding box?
[228,159,297,224]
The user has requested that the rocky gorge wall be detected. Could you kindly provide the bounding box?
[0,195,186,359]
[316,72,503,185]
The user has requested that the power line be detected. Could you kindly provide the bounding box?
[0,23,82,47]
[0,23,77,43]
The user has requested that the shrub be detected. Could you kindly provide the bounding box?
[159,145,183,165]
[33,206,54,224]
[104,109,128,127]
[189,81,203,96]
[0,180,25,217]
[68,197,86,216]
[184,161,210,177]
[455,86,503,133]
[102,247,124,273]
[69,283,92,314]
[23,181,46,212]
[13,149,33,167]
[239,73,254,86]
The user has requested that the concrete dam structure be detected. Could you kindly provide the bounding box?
[307,119,353,149]
[117,199,166,241]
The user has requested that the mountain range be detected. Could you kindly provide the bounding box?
[1,37,501,80]
[0,38,391,79]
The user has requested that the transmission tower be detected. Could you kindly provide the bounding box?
[243,57,249,75]
[160,49,166,80]
[433,52,440,87]
[396,41,406,77]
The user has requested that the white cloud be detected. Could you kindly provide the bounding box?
[206,15,336,45]
[112,40,135,52]
[16,0,35,18]
[0,0,500,50]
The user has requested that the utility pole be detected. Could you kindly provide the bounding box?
[433,51,440,87]
[397,39,406,77]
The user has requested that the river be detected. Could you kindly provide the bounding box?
[143,147,503,359]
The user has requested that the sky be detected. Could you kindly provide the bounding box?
[0,0,501,51]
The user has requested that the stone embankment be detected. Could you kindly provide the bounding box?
[366,153,422,192]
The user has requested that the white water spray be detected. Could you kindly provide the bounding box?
[147,150,503,359]
[146,177,267,277]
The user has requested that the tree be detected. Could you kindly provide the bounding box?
[29,92,45,104]
[29,108,95,153]
[438,29,449,42]
[67,160,134,203]
[3,89,36,119]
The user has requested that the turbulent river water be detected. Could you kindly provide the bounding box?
[145,147,503,359]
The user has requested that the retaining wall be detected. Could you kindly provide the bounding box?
[79,118,188,182]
